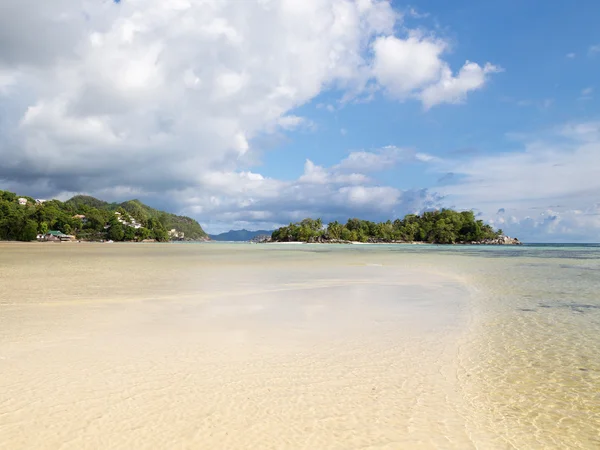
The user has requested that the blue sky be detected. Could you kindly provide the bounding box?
[0,0,599,241]
[264,0,600,182]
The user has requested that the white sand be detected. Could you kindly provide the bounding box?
[0,243,477,449]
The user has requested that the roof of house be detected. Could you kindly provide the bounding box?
[47,231,67,236]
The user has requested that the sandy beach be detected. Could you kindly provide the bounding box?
[0,243,477,449]
[2,243,599,449]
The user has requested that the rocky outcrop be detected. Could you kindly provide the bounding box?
[460,236,522,245]
[249,234,272,243]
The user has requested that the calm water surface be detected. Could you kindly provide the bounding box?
[300,243,600,448]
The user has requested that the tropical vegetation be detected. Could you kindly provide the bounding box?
[0,191,207,242]
[271,210,504,244]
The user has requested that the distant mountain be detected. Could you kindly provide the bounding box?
[209,229,274,241]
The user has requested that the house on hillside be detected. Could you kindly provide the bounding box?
[42,231,74,242]
[72,214,88,224]
[18,198,27,206]
[114,211,142,229]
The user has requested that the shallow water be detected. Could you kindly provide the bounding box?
[320,243,600,448]
[0,243,598,448]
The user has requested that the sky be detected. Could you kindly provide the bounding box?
[0,0,599,242]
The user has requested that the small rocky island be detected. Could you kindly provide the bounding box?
[266,210,522,245]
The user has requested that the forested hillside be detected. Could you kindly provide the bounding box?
[0,191,207,242]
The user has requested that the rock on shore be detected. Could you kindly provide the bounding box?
[461,236,522,245]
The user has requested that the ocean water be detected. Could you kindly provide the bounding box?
[453,244,600,449]
[170,242,600,447]
[297,242,600,448]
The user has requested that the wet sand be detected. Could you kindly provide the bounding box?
[0,243,478,449]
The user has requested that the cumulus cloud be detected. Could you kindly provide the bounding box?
[334,145,437,172]
[419,62,501,109]
[433,120,600,242]
[372,33,499,107]
[190,149,444,232]
[0,0,497,232]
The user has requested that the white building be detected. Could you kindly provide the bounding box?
[115,211,143,229]
[18,198,27,206]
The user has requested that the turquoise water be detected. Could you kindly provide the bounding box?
[416,243,600,449]
[257,243,600,447]
[191,242,600,446]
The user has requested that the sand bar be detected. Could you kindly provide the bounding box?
[0,243,477,449]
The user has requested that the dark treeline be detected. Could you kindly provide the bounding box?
[271,210,504,244]
[0,191,207,242]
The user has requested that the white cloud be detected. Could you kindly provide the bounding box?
[276,115,311,131]
[372,34,499,107]
[434,120,600,242]
[566,52,576,59]
[589,44,600,55]
[420,62,501,109]
[299,159,369,185]
[487,206,600,243]
[177,150,443,231]
[560,120,600,141]
[372,34,447,97]
[0,0,496,233]
[335,145,436,171]
[407,7,430,19]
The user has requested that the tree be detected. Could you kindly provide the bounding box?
[123,226,136,241]
[38,221,49,235]
[136,227,152,241]
[19,220,38,242]
[431,219,456,244]
[340,228,353,241]
[327,221,343,239]
[107,217,124,241]
[269,209,506,244]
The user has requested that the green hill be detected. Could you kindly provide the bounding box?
[118,199,208,240]
[0,190,208,242]
[65,195,109,210]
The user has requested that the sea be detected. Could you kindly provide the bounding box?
[296,242,600,448]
